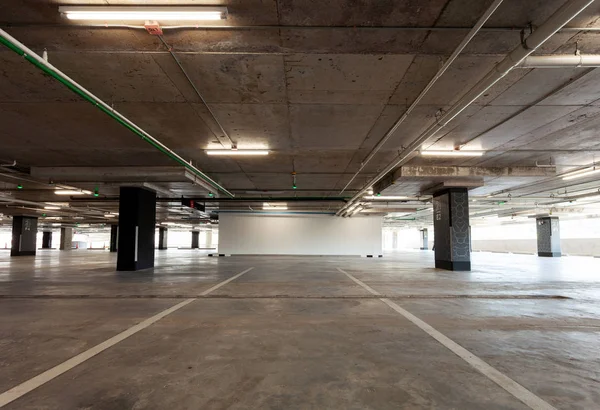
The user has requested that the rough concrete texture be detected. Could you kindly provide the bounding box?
[2,0,600,204]
[0,249,599,409]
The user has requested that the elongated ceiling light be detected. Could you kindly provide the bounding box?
[59,6,228,21]
[363,195,413,200]
[562,167,600,180]
[55,189,91,195]
[206,150,269,156]
[420,150,485,157]
[263,203,287,210]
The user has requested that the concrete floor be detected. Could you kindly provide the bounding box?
[0,249,599,409]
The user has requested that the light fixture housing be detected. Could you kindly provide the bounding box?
[43,206,61,210]
[59,6,228,21]
[263,203,287,211]
[420,150,485,157]
[206,149,269,156]
[562,167,600,180]
[54,189,92,195]
[363,195,413,200]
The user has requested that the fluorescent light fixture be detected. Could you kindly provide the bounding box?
[44,206,61,210]
[55,189,91,195]
[59,6,227,21]
[105,214,116,218]
[206,150,269,156]
[562,167,600,180]
[420,150,485,157]
[263,203,287,210]
[363,195,412,200]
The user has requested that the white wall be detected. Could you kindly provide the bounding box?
[218,213,383,256]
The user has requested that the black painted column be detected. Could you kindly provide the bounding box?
[420,228,429,250]
[191,231,199,249]
[433,188,471,271]
[158,227,168,250]
[11,216,38,256]
[117,187,156,271]
[109,224,118,253]
[42,231,52,249]
[536,216,561,257]
[60,227,73,250]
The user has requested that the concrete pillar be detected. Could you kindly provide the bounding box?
[206,229,213,248]
[42,231,52,249]
[109,224,118,253]
[191,231,199,249]
[158,227,168,250]
[60,227,73,250]
[117,187,156,271]
[391,231,398,249]
[420,228,429,250]
[536,216,561,257]
[11,216,38,256]
[433,188,471,271]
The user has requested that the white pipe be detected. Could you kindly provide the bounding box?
[337,0,596,216]
[518,54,600,68]
[338,0,506,195]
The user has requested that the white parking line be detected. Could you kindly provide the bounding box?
[0,267,254,408]
[336,267,557,410]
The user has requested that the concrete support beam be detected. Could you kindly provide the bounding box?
[42,231,52,249]
[191,231,199,249]
[117,187,156,271]
[11,216,38,256]
[60,227,73,250]
[110,225,118,253]
[158,227,168,250]
[395,166,556,179]
[433,188,471,271]
[536,216,561,257]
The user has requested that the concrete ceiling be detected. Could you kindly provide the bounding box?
[2,0,600,225]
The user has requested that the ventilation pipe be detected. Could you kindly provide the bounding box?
[0,29,234,198]
[337,0,596,216]
[517,54,600,68]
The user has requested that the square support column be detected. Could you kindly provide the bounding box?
[117,187,156,271]
[110,224,118,253]
[433,188,471,271]
[60,227,73,250]
[158,227,168,250]
[536,216,561,257]
[11,216,38,256]
[206,229,213,248]
[191,231,199,249]
[42,231,52,249]
[420,228,429,250]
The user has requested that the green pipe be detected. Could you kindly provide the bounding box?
[0,29,234,198]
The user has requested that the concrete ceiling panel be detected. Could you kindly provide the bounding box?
[490,67,589,106]
[541,68,600,106]
[177,54,285,104]
[277,0,448,26]
[284,54,413,105]
[210,103,290,149]
[289,104,382,149]
[49,52,186,103]
[293,151,355,173]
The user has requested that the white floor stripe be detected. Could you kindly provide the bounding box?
[0,267,254,408]
[336,267,557,410]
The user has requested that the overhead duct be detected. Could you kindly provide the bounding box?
[337,0,597,216]
[517,54,600,68]
[0,29,234,198]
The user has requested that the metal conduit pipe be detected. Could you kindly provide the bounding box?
[339,0,506,195]
[337,0,596,217]
[517,54,600,68]
[0,29,234,198]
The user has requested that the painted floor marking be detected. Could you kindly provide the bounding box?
[336,267,557,410]
[0,267,254,408]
